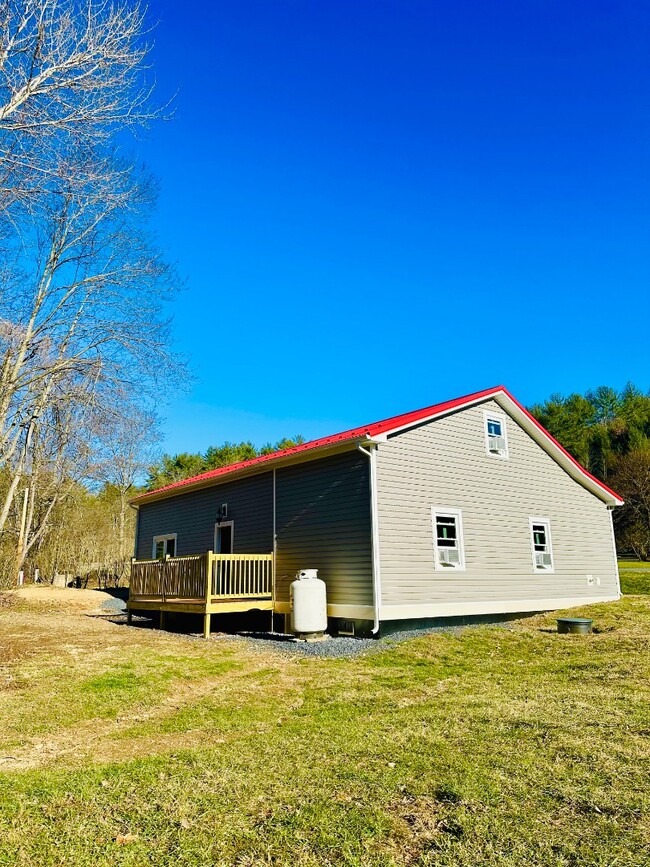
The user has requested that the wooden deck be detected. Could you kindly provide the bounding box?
[128,552,274,637]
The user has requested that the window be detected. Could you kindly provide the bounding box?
[432,508,465,570]
[484,411,509,458]
[529,518,553,572]
[153,534,177,559]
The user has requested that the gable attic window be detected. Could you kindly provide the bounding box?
[153,534,177,559]
[529,519,554,572]
[484,411,509,458]
[432,508,465,570]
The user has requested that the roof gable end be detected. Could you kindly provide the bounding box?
[376,387,623,507]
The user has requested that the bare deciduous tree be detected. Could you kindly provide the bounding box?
[15,389,91,572]
[0,161,182,540]
[611,449,650,561]
[89,401,160,580]
[0,0,185,585]
[0,0,162,211]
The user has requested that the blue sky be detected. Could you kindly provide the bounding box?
[138,1,649,454]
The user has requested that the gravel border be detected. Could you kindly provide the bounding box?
[100,596,127,613]
[109,613,510,658]
[211,621,509,658]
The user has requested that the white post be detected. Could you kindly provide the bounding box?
[15,487,29,585]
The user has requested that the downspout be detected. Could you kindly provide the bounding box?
[357,441,382,634]
[130,502,140,559]
[272,468,277,631]
[607,505,621,598]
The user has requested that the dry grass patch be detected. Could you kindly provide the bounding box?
[4,585,117,614]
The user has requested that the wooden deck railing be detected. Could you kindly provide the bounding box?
[130,551,274,602]
[211,554,274,599]
[130,553,208,601]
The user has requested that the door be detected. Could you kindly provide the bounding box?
[214,521,234,595]
[215,521,234,554]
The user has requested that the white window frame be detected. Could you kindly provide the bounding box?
[483,410,509,459]
[431,507,466,571]
[152,533,177,559]
[529,517,554,573]
[214,520,235,554]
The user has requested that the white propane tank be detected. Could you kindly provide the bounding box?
[290,569,327,638]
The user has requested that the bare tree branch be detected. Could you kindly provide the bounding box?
[0,0,186,580]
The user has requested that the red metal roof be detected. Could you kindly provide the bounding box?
[134,385,623,504]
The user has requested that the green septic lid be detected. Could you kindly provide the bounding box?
[557,617,592,623]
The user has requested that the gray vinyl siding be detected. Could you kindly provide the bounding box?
[377,399,618,609]
[135,452,374,610]
[275,451,373,606]
[136,472,273,559]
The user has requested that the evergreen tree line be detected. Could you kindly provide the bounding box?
[145,437,306,490]
[529,384,650,559]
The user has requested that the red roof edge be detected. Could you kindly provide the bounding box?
[133,385,623,505]
[500,389,624,504]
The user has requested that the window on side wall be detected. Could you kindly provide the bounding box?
[153,534,177,559]
[529,519,553,572]
[432,508,465,570]
[484,411,509,458]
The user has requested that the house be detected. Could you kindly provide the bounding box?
[129,385,623,637]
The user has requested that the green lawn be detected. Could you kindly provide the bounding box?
[0,593,649,867]
[619,561,650,595]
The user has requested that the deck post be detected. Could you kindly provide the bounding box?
[270,553,275,635]
[159,609,166,630]
[204,551,213,639]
